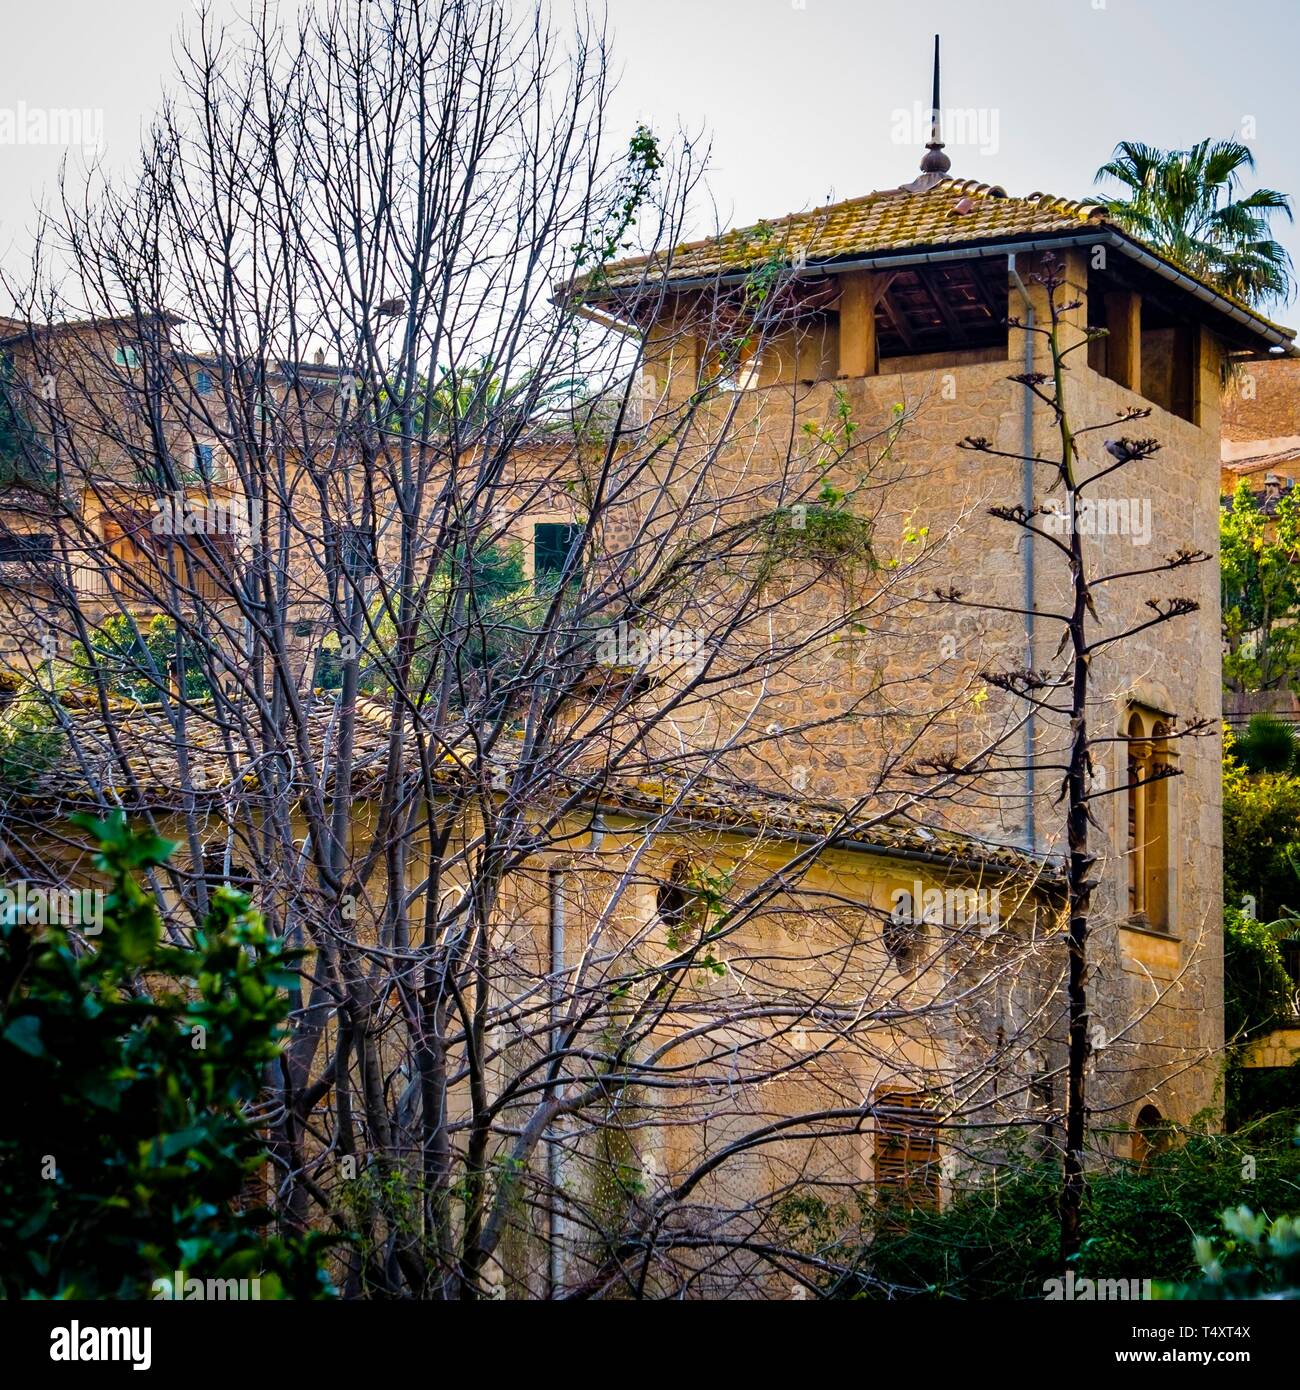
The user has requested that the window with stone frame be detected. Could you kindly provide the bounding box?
[532,521,582,586]
[1125,704,1174,931]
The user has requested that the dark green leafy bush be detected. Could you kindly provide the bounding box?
[0,811,336,1298]
[829,1127,1300,1299]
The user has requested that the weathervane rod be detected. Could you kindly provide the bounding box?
[918,34,951,176]
[931,33,941,145]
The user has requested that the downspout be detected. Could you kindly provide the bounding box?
[546,866,566,1298]
[1008,253,1036,851]
[545,811,604,1299]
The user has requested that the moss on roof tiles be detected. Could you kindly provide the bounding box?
[575,175,1292,342]
[592,178,1105,290]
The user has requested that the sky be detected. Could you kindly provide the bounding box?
[2,0,1298,317]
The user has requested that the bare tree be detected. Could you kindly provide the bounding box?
[955,253,1212,1264]
[0,1,1113,1300]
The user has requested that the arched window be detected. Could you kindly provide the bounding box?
[1132,1103,1170,1167]
[655,859,691,932]
[1126,706,1173,930]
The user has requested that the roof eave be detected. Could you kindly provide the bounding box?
[585,226,1298,357]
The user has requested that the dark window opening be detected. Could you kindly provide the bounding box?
[198,853,256,894]
[0,531,54,562]
[1140,307,1196,423]
[883,907,923,970]
[1132,1102,1171,1168]
[656,859,692,932]
[533,521,582,583]
[1088,267,1197,422]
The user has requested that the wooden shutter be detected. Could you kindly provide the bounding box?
[873,1089,940,1212]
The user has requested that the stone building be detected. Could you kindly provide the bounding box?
[579,127,1296,1150]
[1,111,1293,1292]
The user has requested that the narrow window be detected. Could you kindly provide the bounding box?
[195,369,214,395]
[194,443,216,481]
[1127,706,1173,930]
[873,1089,940,1213]
[1127,713,1146,917]
[656,859,693,942]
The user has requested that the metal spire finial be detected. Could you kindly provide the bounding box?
[919,34,951,175]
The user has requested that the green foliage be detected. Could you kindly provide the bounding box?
[1224,905,1296,1042]
[380,359,597,439]
[761,501,875,576]
[0,811,335,1298]
[752,390,877,579]
[72,613,212,703]
[1096,139,1294,306]
[573,124,663,277]
[1222,727,1300,921]
[1221,482,1300,694]
[1232,713,1300,774]
[1157,1203,1300,1299]
[1231,1062,1300,1128]
[358,539,535,698]
[0,673,64,791]
[835,1126,1300,1299]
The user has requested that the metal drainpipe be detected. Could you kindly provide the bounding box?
[544,814,602,1298]
[1008,253,1036,852]
[546,866,566,1298]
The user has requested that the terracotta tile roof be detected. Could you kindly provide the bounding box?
[591,178,1107,290]
[578,175,1292,345]
[7,692,412,810]
[0,311,186,345]
[1223,446,1300,475]
[8,691,1058,883]
[594,769,1061,883]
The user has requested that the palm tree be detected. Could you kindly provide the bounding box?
[1095,139,1294,306]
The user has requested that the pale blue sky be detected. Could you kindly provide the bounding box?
[2,0,1297,316]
